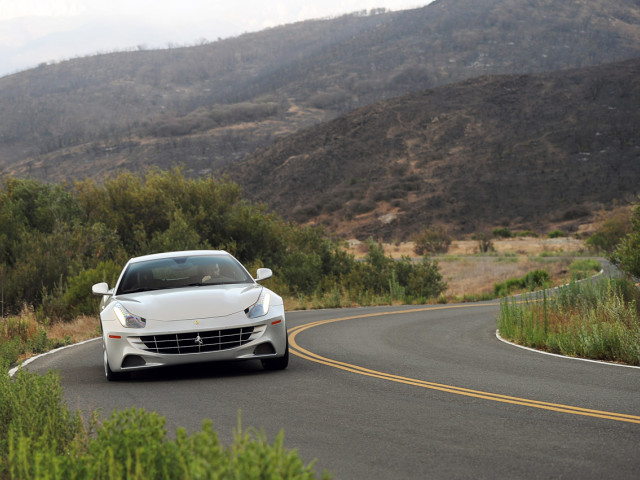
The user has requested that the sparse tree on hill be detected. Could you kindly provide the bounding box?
[473,231,495,254]
[413,226,452,256]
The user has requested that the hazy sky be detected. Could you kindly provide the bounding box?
[0,0,432,78]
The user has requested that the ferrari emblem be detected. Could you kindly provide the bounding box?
[195,335,204,346]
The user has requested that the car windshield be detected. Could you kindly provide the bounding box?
[116,254,254,295]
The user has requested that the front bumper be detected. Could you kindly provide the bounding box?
[102,305,286,372]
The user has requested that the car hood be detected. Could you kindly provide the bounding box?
[116,283,262,321]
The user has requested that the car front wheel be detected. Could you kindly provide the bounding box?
[261,338,289,371]
[103,337,128,381]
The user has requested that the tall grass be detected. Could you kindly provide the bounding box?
[0,306,72,368]
[498,277,640,365]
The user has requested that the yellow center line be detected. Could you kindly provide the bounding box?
[288,306,640,425]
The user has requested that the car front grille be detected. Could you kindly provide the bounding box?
[139,327,255,355]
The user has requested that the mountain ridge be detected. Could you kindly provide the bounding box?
[0,0,639,239]
[226,58,640,239]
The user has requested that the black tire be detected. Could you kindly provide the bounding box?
[261,339,289,371]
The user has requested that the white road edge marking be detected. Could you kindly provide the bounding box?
[8,337,100,377]
[495,330,640,370]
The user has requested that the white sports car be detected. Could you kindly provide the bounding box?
[92,250,288,381]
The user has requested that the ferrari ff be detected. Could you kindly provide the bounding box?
[92,250,288,380]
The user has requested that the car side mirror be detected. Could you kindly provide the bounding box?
[92,282,112,296]
[255,268,272,282]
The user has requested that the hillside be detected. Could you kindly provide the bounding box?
[0,0,639,187]
[226,58,640,240]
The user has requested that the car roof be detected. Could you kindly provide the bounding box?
[128,250,230,264]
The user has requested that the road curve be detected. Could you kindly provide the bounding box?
[25,302,640,479]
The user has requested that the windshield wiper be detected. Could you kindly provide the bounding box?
[121,287,155,294]
[185,281,231,287]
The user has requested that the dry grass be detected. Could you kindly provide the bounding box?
[1,307,100,362]
[347,237,587,299]
[438,255,573,298]
[47,315,101,343]
[347,237,585,258]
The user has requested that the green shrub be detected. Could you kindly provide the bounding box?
[25,328,51,355]
[515,230,539,238]
[0,337,22,367]
[610,200,640,277]
[348,240,446,303]
[226,417,328,480]
[413,226,452,255]
[0,171,344,318]
[586,211,631,252]
[547,230,566,238]
[62,260,123,317]
[1,170,448,319]
[494,269,551,297]
[403,256,447,299]
[522,270,551,289]
[492,227,512,238]
[0,369,83,478]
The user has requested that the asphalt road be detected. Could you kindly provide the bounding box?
[26,302,640,479]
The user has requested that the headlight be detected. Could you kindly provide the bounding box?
[113,303,146,328]
[246,290,271,319]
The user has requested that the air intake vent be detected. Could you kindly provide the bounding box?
[253,343,276,355]
[122,355,146,368]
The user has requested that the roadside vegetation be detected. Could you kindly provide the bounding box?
[498,201,640,366]
[0,169,447,368]
[494,269,551,297]
[498,276,640,366]
[0,169,339,479]
[0,169,447,317]
[492,259,601,298]
[0,368,330,479]
[567,258,602,280]
[1,170,639,477]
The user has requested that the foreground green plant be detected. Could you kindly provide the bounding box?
[498,277,640,366]
[1,368,331,479]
